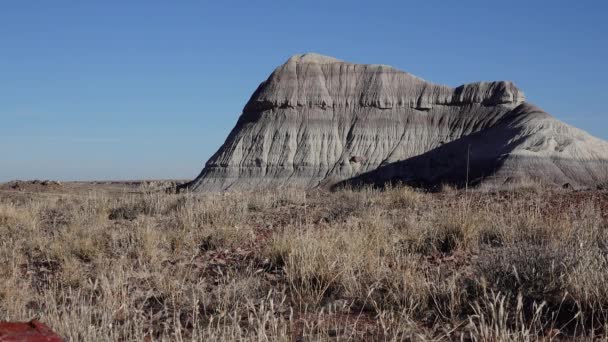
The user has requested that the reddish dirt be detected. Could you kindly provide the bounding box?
[0,320,63,342]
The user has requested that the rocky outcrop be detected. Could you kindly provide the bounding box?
[187,53,608,191]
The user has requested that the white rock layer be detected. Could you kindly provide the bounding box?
[188,53,608,191]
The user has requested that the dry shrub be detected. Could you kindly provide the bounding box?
[467,291,548,341]
[268,215,432,316]
[475,244,573,311]
[0,201,39,231]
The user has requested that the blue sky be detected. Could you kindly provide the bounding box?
[1,1,607,181]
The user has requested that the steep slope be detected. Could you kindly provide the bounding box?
[340,103,608,189]
[187,53,608,191]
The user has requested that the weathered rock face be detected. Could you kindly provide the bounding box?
[187,53,608,191]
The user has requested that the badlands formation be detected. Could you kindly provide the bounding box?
[187,53,608,191]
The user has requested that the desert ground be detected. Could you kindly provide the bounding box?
[1,181,608,341]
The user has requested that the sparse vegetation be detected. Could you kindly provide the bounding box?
[0,183,607,341]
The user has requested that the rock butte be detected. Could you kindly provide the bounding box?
[186,53,608,191]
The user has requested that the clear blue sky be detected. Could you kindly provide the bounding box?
[1,1,607,181]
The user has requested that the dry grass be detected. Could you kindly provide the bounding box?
[0,184,607,341]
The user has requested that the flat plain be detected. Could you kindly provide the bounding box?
[1,180,607,341]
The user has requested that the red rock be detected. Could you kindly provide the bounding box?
[0,320,63,342]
